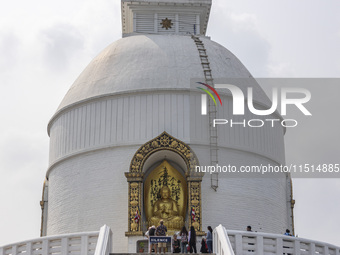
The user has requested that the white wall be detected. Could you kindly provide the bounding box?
[47,144,290,253]
[46,84,289,252]
[47,147,134,253]
[48,92,284,168]
[194,144,290,234]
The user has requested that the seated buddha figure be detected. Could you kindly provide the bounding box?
[149,186,184,229]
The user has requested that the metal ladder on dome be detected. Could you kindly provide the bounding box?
[191,35,219,191]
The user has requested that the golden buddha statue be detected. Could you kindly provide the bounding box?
[149,186,184,230]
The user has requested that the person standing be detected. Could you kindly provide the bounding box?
[200,237,208,253]
[156,220,167,254]
[179,226,189,253]
[172,234,181,253]
[188,226,197,253]
[147,225,156,253]
[284,229,293,236]
[283,229,293,255]
[206,226,213,253]
[246,225,254,252]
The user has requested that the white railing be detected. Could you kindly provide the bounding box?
[213,225,235,255]
[226,229,340,255]
[0,225,111,255]
[94,225,111,255]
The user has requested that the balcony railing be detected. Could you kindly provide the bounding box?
[0,225,111,255]
[213,225,340,255]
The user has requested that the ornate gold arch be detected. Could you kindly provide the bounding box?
[125,132,204,236]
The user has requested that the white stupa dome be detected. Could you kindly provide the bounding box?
[54,34,272,114]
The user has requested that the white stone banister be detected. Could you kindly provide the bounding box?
[226,229,340,255]
[94,225,112,255]
[213,224,235,255]
[0,225,111,255]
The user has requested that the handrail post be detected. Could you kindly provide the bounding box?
[212,225,235,255]
[294,240,301,255]
[61,237,68,254]
[235,234,243,255]
[26,242,33,255]
[12,245,18,255]
[323,246,329,255]
[42,240,49,255]
[94,225,112,255]
[276,238,283,255]
[310,242,316,255]
[257,236,264,255]
[81,235,89,255]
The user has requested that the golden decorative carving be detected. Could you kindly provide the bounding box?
[188,181,203,234]
[131,183,139,188]
[131,221,138,231]
[125,172,143,182]
[126,181,142,233]
[126,132,203,237]
[145,160,186,230]
[125,231,143,237]
[192,221,200,230]
[160,18,173,30]
[130,201,138,206]
[191,199,199,206]
[129,132,199,174]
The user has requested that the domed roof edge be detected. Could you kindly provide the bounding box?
[48,34,284,134]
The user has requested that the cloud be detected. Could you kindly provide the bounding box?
[294,179,340,245]
[0,32,21,71]
[208,7,271,76]
[41,23,84,71]
[0,132,48,175]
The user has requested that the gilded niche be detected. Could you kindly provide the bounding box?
[126,132,203,237]
[130,132,198,174]
[144,160,187,230]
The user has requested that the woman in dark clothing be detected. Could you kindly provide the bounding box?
[206,226,213,253]
[200,237,208,253]
[189,226,197,253]
[172,234,181,253]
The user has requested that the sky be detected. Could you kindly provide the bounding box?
[1,0,340,248]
